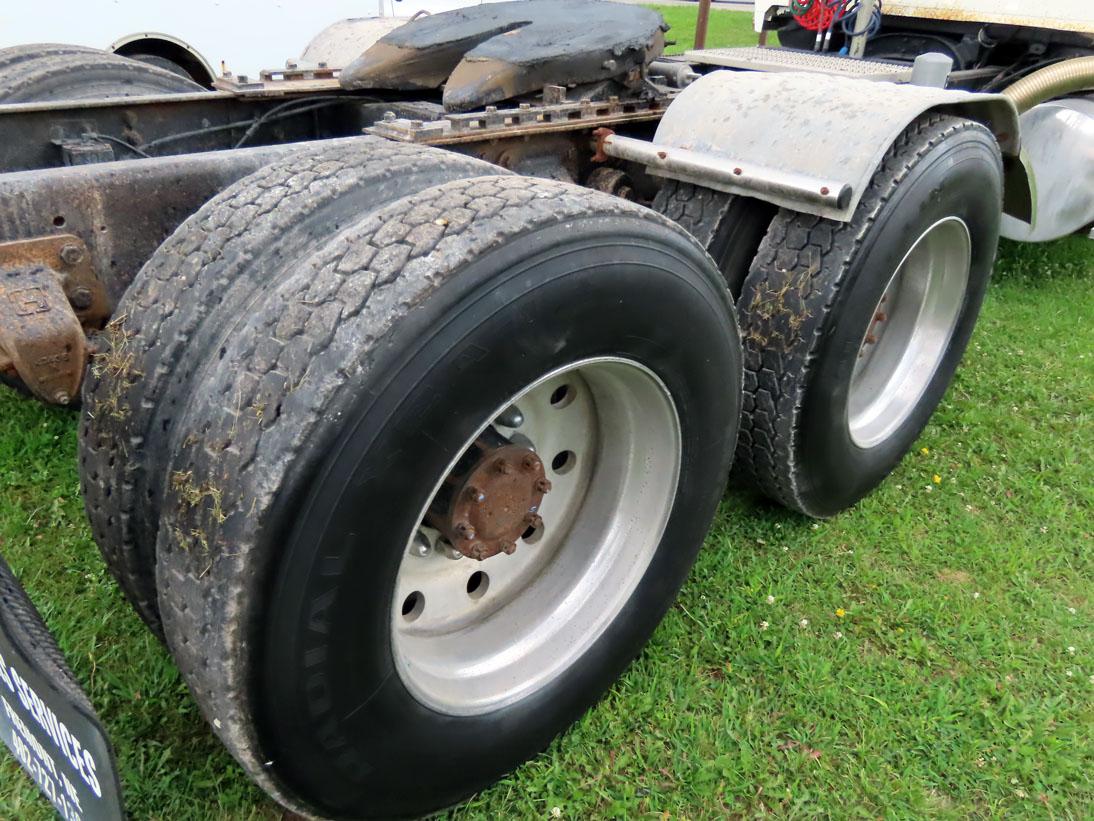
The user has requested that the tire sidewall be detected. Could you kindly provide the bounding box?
[798,128,1001,515]
[256,217,741,817]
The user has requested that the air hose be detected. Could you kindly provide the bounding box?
[1002,56,1094,113]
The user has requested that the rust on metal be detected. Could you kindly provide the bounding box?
[590,127,615,163]
[369,97,667,148]
[429,439,550,561]
[0,235,110,329]
[0,235,109,404]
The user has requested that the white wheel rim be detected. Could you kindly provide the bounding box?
[847,217,971,449]
[391,357,681,716]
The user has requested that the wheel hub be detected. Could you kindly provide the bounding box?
[427,437,550,560]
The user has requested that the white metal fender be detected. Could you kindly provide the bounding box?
[648,69,1028,222]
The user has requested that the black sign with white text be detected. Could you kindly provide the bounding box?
[0,557,123,820]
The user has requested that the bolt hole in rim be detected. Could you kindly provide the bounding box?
[392,357,681,716]
[847,217,971,449]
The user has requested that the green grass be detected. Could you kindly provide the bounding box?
[1,7,1092,819]
[651,4,764,54]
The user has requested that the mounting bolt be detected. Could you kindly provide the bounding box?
[455,521,476,540]
[494,459,513,475]
[59,244,84,265]
[69,287,94,311]
[521,453,539,472]
[535,478,552,493]
[501,542,517,555]
[524,512,543,529]
[465,485,486,504]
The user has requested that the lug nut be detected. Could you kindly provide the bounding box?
[455,521,476,540]
[501,542,517,555]
[411,531,432,557]
[521,453,539,472]
[524,512,543,529]
[494,459,513,475]
[445,546,463,560]
[535,478,552,493]
[59,244,84,265]
[495,405,524,428]
[465,485,486,503]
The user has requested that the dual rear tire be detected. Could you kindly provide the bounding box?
[0,43,203,102]
[80,140,743,817]
[654,114,1004,517]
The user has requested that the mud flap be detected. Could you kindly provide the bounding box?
[0,556,123,819]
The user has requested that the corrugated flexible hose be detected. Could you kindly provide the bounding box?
[1002,55,1094,114]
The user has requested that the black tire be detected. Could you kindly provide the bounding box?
[0,43,202,102]
[147,174,740,817]
[736,114,1003,517]
[79,139,508,633]
[652,181,777,299]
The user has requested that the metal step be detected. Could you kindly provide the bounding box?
[685,46,914,83]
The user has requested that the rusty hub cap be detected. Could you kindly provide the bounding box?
[429,441,550,561]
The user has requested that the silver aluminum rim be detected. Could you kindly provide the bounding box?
[391,357,681,716]
[847,217,971,449]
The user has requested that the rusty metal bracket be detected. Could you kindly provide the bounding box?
[367,94,671,146]
[0,235,108,404]
[0,267,86,404]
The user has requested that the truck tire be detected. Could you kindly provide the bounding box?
[150,174,741,817]
[80,138,508,633]
[0,43,202,102]
[652,181,777,298]
[736,114,1002,517]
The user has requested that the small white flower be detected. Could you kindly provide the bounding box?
[1039,526,1048,534]
[766,595,775,605]
[550,807,562,818]
[1067,646,1076,655]
[925,485,933,493]
[1065,669,1074,677]
[975,756,986,768]
[1010,777,1019,785]
[775,523,782,529]
[799,618,809,628]
[1088,674,1094,684]
[782,545,789,552]
[811,523,820,530]
[833,631,843,640]
[1015,789,1027,799]
[895,484,903,490]
[759,620,769,631]
[1068,607,1077,615]
[972,592,980,600]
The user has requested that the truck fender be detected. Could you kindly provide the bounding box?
[648,69,1030,222]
